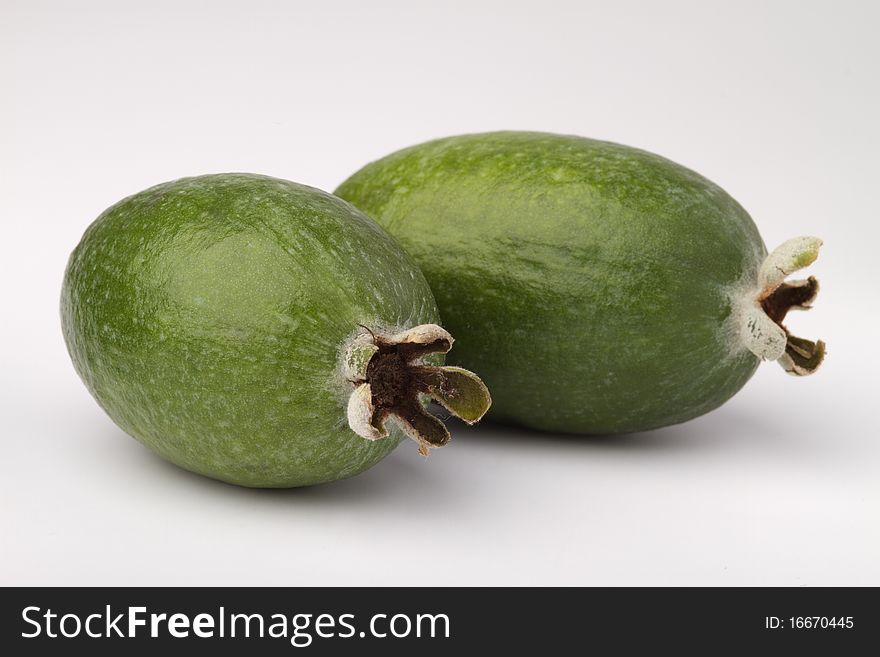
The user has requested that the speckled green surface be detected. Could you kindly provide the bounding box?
[336,132,768,433]
[61,174,440,486]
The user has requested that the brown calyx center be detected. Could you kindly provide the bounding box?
[366,350,413,409]
[758,275,825,374]
[362,339,452,451]
[760,276,819,325]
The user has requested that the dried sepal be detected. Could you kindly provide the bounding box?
[381,323,453,360]
[384,323,454,349]
[421,366,492,424]
[346,383,386,441]
[778,336,826,377]
[758,236,822,293]
[741,308,788,362]
[392,400,452,455]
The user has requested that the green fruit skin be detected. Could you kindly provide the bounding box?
[62,174,439,487]
[336,132,767,434]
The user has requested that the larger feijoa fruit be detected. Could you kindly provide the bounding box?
[335,132,824,434]
[62,174,490,487]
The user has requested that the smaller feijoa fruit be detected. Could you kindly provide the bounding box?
[61,174,491,487]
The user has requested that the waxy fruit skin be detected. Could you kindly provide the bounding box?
[336,132,775,433]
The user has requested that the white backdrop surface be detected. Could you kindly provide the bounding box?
[2,0,877,585]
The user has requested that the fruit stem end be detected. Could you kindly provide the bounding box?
[343,324,491,453]
[739,236,825,376]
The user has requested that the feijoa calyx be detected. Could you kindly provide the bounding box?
[61,174,490,487]
[335,132,825,434]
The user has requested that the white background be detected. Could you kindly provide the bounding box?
[2,0,878,585]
